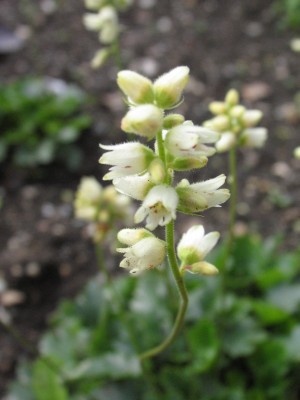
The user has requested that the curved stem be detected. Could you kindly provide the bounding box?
[112,36,123,71]
[139,221,189,360]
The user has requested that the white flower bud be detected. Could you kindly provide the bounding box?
[117,228,153,246]
[242,110,263,127]
[163,114,185,129]
[294,146,300,159]
[148,158,166,184]
[240,128,267,148]
[176,174,230,214]
[117,70,154,104]
[186,261,219,275]
[117,236,166,274]
[121,105,164,139]
[209,101,226,115]
[134,185,178,230]
[215,132,236,152]
[83,13,104,31]
[74,177,103,221]
[154,66,190,109]
[230,105,245,118]
[177,225,219,275]
[91,48,110,69]
[225,89,239,106]
[99,142,155,180]
[207,115,230,131]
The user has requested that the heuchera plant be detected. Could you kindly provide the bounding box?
[99,66,230,358]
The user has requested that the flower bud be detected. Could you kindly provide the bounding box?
[154,66,190,109]
[230,105,245,118]
[225,89,239,106]
[209,101,226,115]
[172,156,208,171]
[294,146,300,159]
[118,228,153,246]
[163,114,185,129]
[242,110,263,127]
[113,173,154,201]
[148,158,166,183]
[83,13,104,31]
[185,261,219,276]
[207,115,230,131]
[121,105,164,139]
[215,132,236,152]
[240,128,267,148]
[117,70,154,104]
[91,48,110,69]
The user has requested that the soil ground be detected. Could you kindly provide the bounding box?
[0,0,300,396]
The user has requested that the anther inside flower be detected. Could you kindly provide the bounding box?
[134,185,179,230]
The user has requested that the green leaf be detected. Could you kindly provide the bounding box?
[223,316,267,357]
[280,325,300,362]
[266,283,300,313]
[32,360,69,400]
[187,318,220,373]
[65,352,141,381]
[251,299,289,325]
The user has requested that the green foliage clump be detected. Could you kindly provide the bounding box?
[8,234,300,400]
[0,78,91,170]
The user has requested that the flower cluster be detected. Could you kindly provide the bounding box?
[204,89,268,152]
[100,67,230,274]
[74,176,132,242]
[83,0,132,68]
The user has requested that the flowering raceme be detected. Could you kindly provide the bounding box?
[205,89,268,152]
[99,66,230,276]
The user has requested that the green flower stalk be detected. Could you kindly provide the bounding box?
[205,89,267,271]
[100,67,230,359]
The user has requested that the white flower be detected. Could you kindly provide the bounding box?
[121,104,164,139]
[242,110,263,127]
[215,132,236,152]
[83,13,104,31]
[177,225,219,275]
[176,174,230,214]
[99,142,155,180]
[74,177,102,220]
[117,236,166,274]
[91,48,110,69]
[240,128,267,148]
[117,70,154,104]
[154,66,190,109]
[294,146,300,159]
[165,124,219,160]
[134,185,178,230]
[113,173,154,200]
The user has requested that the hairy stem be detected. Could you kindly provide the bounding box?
[139,221,189,360]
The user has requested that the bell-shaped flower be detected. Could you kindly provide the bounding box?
[154,66,190,109]
[215,132,236,152]
[113,173,154,201]
[177,225,219,275]
[165,124,218,169]
[98,7,119,44]
[176,174,230,214]
[225,89,239,106]
[117,235,166,274]
[117,70,154,104]
[163,113,185,129]
[121,104,164,139]
[242,110,263,127]
[134,185,178,230]
[83,12,105,31]
[99,142,155,180]
[240,128,267,148]
[74,177,103,220]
